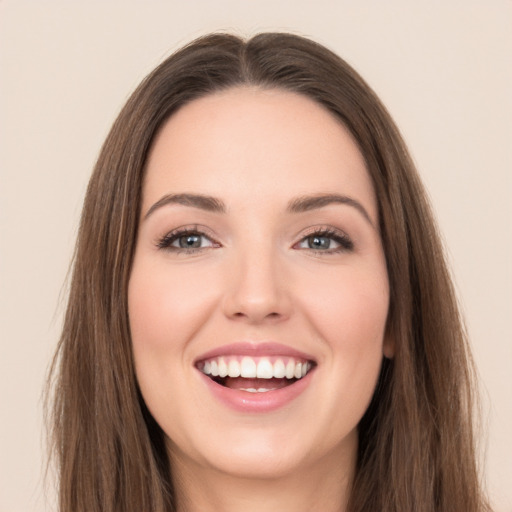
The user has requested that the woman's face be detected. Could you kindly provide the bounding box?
[129,88,391,480]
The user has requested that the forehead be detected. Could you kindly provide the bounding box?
[143,87,377,220]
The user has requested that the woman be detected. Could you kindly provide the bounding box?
[47,32,491,511]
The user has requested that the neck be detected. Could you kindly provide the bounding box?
[170,437,356,512]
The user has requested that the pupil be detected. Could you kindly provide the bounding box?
[179,234,201,248]
[309,236,330,249]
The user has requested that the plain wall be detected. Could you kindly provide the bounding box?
[1,1,510,511]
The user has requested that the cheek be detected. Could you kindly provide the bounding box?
[127,260,219,427]
[298,264,389,396]
[128,260,217,354]
[301,264,389,348]
[283,262,389,451]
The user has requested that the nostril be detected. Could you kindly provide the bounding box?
[231,311,282,320]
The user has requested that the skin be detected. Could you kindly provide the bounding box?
[128,88,391,512]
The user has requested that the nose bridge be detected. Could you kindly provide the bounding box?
[223,241,290,323]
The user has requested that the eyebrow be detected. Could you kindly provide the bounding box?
[287,194,374,227]
[144,193,226,219]
[144,192,374,227]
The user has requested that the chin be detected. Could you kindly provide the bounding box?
[164,416,358,483]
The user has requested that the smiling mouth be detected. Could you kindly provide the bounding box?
[196,355,315,393]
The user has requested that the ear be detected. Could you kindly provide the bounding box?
[382,331,395,359]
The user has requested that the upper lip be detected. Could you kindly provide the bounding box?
[194,342,316,364]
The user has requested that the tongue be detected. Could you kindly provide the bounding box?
[223,377,292,391]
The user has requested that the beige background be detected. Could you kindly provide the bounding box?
[1,1,511,511]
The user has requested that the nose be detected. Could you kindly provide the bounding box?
[222,247,292,324]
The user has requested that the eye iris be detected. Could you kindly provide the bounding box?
[179,234,201,248]
[308,235,330,249]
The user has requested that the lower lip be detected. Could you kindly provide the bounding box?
[198,370,314,413]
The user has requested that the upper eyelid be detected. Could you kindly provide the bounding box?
[155,225,220,248]
[159,224,217,238]
[294,224,351,240]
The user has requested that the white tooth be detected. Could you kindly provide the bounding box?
[294,362,302,379]
[256,358,273,379]
[228,359,241,377]
[285,359,295,379]
[210,360,219,376]
[273,358,286,378]
[218,357,228,377]
[240,357,257,378]
[257,388,274,392]
[203,361,211,375]
[301,362,308,377]
[241,387,258,393]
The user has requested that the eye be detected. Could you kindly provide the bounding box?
[157,228,219,253]
[295,229,354,253]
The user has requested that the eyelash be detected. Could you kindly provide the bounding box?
[295,228,354,253]
[156,227,354,254]
[156,226,219,253]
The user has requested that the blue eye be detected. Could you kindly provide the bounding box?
[157,229,217,252]
[297,229,353,253]
[303,235,335,250]
[174,233,207,249]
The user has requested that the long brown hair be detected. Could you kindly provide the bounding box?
[47,32,490,511]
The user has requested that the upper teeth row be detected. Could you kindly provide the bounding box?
[201,357,312,380]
